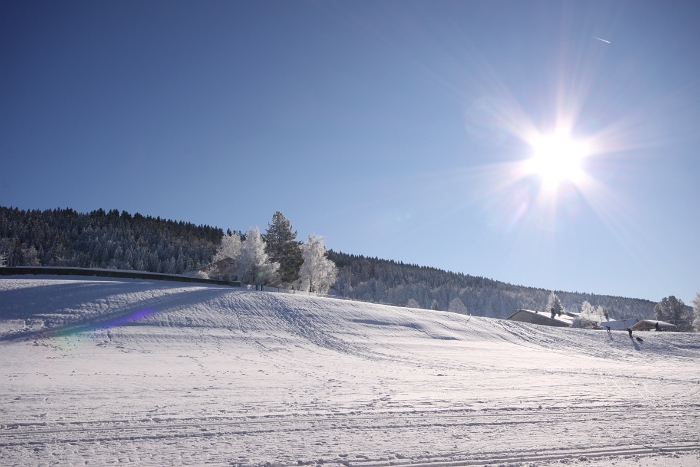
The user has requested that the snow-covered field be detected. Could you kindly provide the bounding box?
[1,277,699,466]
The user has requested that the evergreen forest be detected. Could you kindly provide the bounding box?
[0,206,221,274]
[328,251,656,320]
[0,206,657,319]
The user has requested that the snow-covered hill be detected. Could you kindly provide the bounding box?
[1,277,699,466]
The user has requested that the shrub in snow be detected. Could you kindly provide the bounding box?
[297,235,337,294]
[406,298,420,308]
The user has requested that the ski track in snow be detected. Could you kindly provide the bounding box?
[1,277,699,466]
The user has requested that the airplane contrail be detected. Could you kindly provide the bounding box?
[594,37,611,44]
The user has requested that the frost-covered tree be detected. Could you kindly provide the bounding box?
[580,301,606,323]
[213,232,242,262]
[693,293,700,332]
[235,227,279,286]
[263,212,303,285]
[5,237,23,267]
[406,298,420,308]
[546,292,563,318]
[449,297,468,314]
[573,301,600,328]
[23,245,41,266]
[297,235,337,294]
[655,296,692,331]
[0,251,6,267]
[580,301,595,318]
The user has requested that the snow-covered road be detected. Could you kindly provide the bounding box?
[1,277,699,466]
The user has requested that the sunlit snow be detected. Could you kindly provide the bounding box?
[1,277,699,466]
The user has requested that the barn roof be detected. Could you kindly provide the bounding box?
[506,309,572,327]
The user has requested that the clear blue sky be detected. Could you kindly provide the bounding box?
[1,1,698,304]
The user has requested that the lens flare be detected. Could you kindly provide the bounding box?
[28,307,155,342]
[525,130,589,191]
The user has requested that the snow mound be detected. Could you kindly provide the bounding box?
[2,276,697,362]
[1,277,699,466]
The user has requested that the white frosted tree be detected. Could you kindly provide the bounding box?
[235,227,279,286]
[573,301,600,328]
[655,295,692,331]
[0,251,6,268]
[580,301,606,322]
[406,298,420,308]
[448,297,468,314]
[213,232,242,262]
[580,301,594,318]
[546,292,563,318]
[692,293,700,332]
[297,235,337,294]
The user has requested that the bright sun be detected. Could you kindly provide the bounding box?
[526,131,588,189]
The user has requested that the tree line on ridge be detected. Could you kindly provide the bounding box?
[1,205,697,329]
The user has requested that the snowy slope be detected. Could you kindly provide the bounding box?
[1,276,699,467]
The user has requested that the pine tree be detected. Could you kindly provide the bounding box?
[263,212,303,285]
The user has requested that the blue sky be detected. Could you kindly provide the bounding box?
[1,1,699,304]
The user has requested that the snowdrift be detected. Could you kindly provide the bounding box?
[1,277,699,466]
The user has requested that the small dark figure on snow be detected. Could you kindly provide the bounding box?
[606,326,611,335]
[636,336,644,342]
[655,322,659,331]
[627,328,633,338]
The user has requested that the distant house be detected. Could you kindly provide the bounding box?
[599,318,639,331]
[630,319,676,332]
[197,257,238,281]
[506,309,572,327]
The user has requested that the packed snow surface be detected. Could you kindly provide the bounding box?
[1,277,699,466]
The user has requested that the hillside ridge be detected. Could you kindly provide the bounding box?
[1,205,656,319]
